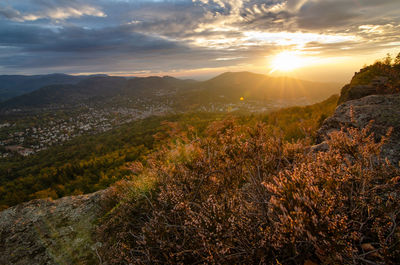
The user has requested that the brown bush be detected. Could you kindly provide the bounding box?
[98,119,400,264]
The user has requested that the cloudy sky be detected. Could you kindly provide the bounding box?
[0,0,399,82]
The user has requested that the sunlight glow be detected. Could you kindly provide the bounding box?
[188,30,357,50]
[269,51,310,73]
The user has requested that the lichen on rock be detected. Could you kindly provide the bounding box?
[0,189,111,265]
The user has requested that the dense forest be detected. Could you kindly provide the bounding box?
[0,96,337,209]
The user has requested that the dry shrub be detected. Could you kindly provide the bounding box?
[264,123,399,264]
[98,119,400,264]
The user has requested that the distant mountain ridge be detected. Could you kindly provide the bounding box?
[193,71,340,101]
[0,75,193,110]
[7,76,128,107]
[0,72,341,111]
[0,74,101,102]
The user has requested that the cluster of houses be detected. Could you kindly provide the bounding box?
[4,145,34,157]
[0,110,115,157]
[0,105,171,158]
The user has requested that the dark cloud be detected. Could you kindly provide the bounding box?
[0,6,22,21]
[0,23,192,67]
[0,0,399,76]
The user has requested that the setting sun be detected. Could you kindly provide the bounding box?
[269,51,310,73]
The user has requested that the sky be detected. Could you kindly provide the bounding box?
[0,0,399,83]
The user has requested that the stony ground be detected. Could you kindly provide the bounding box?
[0,189,110,265]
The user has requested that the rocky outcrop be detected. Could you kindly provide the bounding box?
[0,189,111,265]
[337,63,400,105]
[338,83,379,104]
[337,75,393,104]
[317,94,400,165]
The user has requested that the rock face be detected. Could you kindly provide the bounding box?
[0,189,110,265]
[338,83,379,104]
[336,59,400,104]
[317,94,400,165]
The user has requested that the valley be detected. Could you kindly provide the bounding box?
[0,0,399,263]
[0,72,340,157]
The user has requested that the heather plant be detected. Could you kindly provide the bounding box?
[98,118,400,264]
[263,124,399,264]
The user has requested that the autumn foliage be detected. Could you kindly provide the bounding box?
[98,118,400,264]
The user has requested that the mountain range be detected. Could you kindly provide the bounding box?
[0,74,102,102]
[0,72,341,111]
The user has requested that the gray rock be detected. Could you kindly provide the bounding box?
[317,94,400,166]
[0,189,110,265]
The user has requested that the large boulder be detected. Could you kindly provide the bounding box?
[0,189,111,265]
[317,94,400,166]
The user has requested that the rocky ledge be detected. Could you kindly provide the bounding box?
[0,189,110,265]
[317,93,400,166]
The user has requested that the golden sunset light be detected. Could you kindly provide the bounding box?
[1,1,400,263]
[269,51,310,73]
[0,0,397,83]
